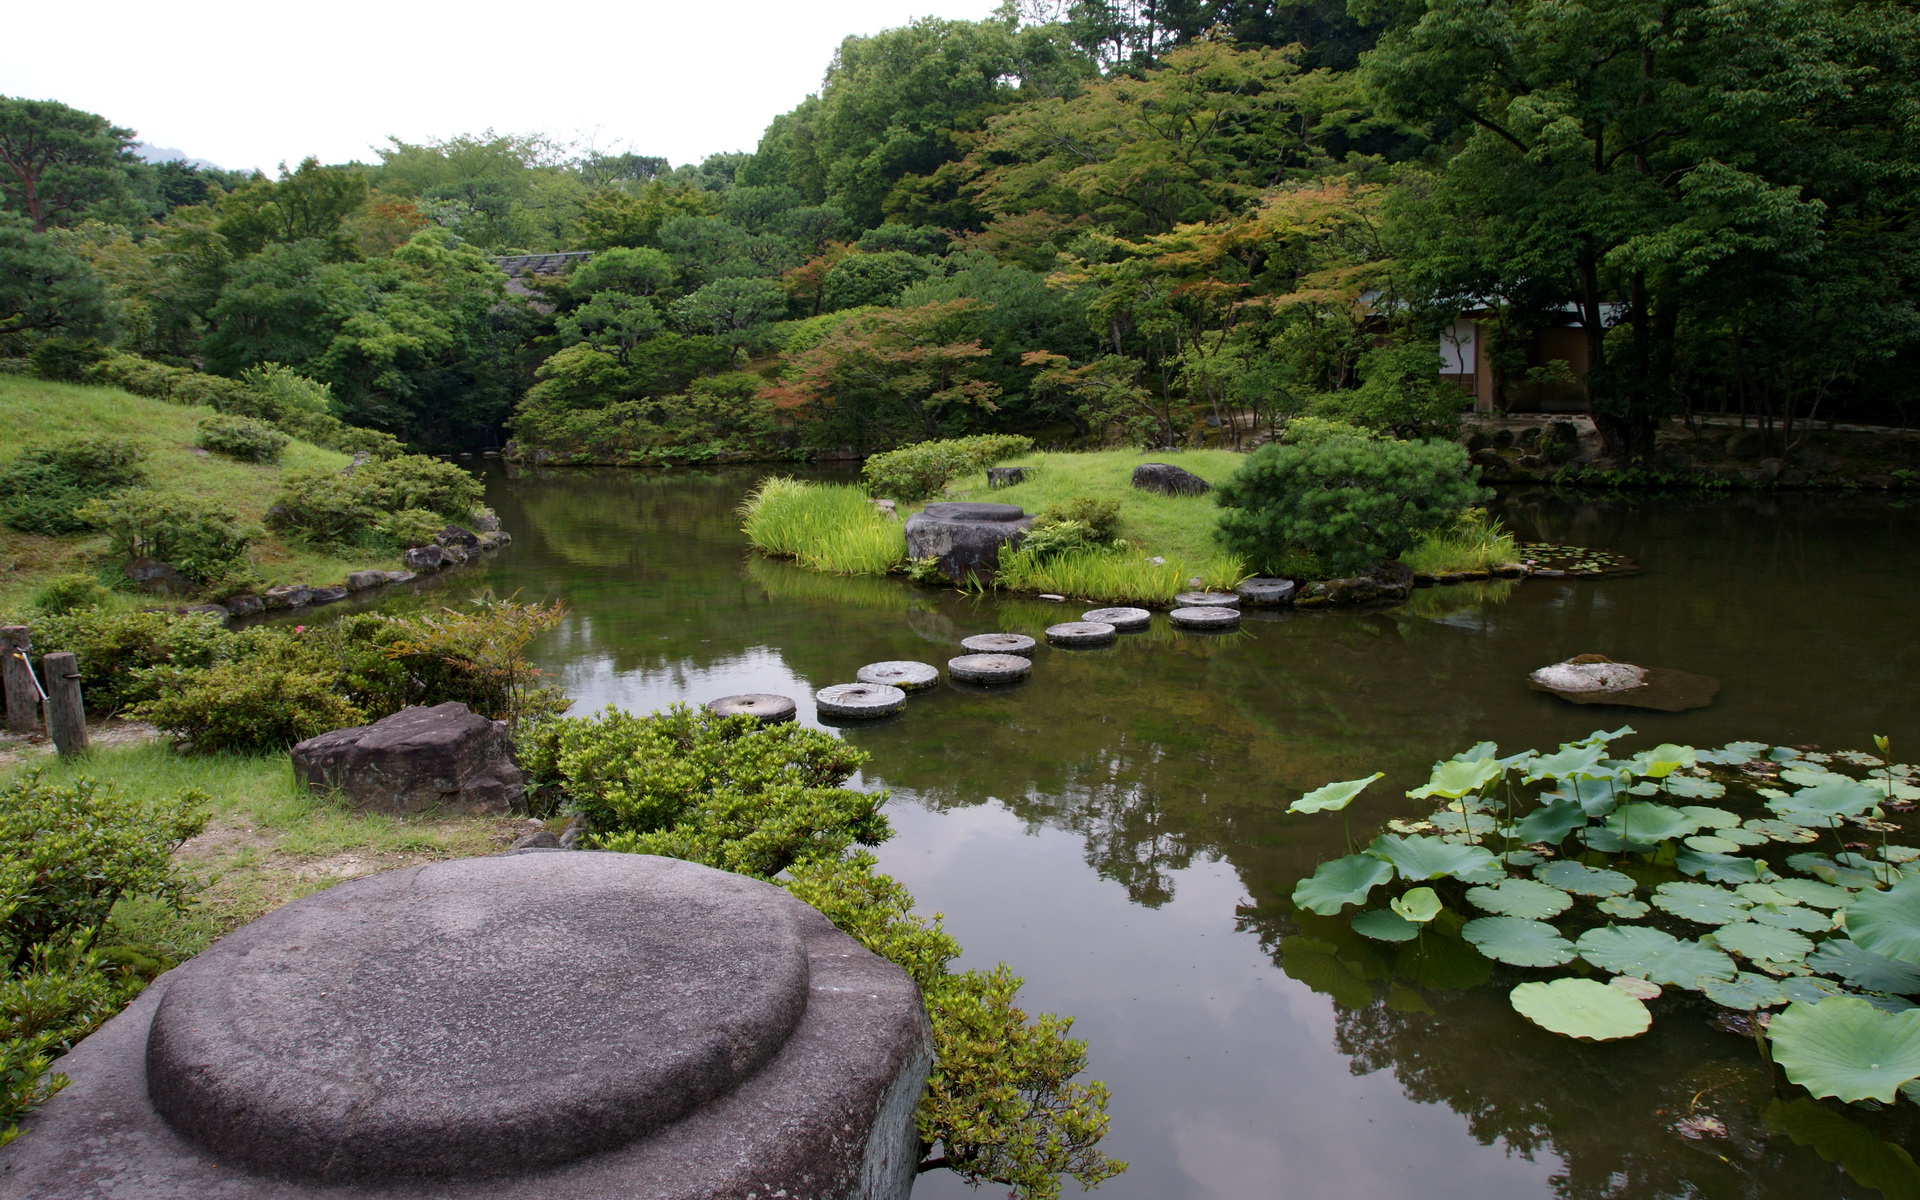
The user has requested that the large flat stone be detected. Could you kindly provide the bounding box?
[905,504,1035,584]
[290,702,524,814]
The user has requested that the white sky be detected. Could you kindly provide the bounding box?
[3,0,1001,173]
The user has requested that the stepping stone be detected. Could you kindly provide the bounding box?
[960,633,1036,656]
[1046,621,1117,647]
[856,661,939,691]
[815,683,907,718]
[1235,578,1296,606]
[1169,606,1240,630]
[705,693,798,724]
[947,654,1032,684]
[1174,591,1240,607]
[1082,606,1151,631]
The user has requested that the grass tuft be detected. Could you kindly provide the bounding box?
[741,477,905,576]
[1401,508,1520,575]
[995,544,1245,605]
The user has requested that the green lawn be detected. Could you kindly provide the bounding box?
[0,375,402,610]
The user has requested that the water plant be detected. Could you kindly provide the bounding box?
[1400,508,1519,575]
[740,476,905,575]
[1284,730,1920,1111]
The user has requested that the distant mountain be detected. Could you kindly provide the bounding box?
[134,142,224,172]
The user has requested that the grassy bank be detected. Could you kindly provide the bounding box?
[0,376,402,610]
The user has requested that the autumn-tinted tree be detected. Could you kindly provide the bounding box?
[770,300,1002,444]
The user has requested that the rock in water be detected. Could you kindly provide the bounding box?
[903,502,1034,584]
[1527,654,1722,712]
[1174,591,1239,607]
[960,632,1037,656]
[1131,462,1212,496]
[815,683,908,718]
[1046,621,1117,647]
[291,701,525,814]
[1169,606,1240,630]
[856,661,939,691]
[705,693,798,724]
[1530,657,1648,693]
[1235,578,1296,606]
[1082,607,1151,631]
[947,653,1032,684]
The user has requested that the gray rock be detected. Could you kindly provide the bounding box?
[477,530,512,550]
[1174,591,1239,607]
[382,569,417,584]
[1492,428,1515,448]
[404,544,450,571]
[124,557,193,596]
[290,701,525,814]
[986,467,1026,488]
[1169,606,1240,629]
[440,542,470,565]
[960,632,1036,657]
[815,683,907,719]
[1045,621,1117,647]
[1470,448,1507,470]
[509,829,561,850]
[1518,454,1547,469]
[1234,578,1296,606]
[1295,562,1414,608]
[306,586,349,605]
[1082,607,1151,631]
[1527,654,1721,713]
[220,594,264,617]
[1518,426,1543,446]
[559,815,589,850]
[1131,462,1211,496]
[1725,429,1765,459]
[947,653,1032,684]
[344,570,388,592]
[4,854,930,1200]
[473,511,502,533]
[262,584,311,610]
[705,693,798,724]
[856,661,939,691]
[903,502,1034,584]
[436,525,481,549]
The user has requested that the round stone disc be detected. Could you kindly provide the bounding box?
[144,854,810,1182]
[1082,606,1151,631]
[705,693,798,723]
[1046,621,1117,647]
[815,682,908,717]
[1169,605,1241,629]
[856,660,939,691]
[1173,591,1240,607]
[947,653,1033,683]
[1234,578,1296,606]
[960,632,1037,656]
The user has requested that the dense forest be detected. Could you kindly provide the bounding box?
[4,0,1916,460]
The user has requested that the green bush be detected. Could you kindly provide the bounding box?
[268,455,480,546]
[130,654,366,753]
[265,470,377,545]
[0,436,147,536]
[1036,495,1122,543]
[28,609,234,712]
[861,434,1034,501]
[1305,342,1467,440]
[1214,435,1487,576]
[196,414,289,464]
[29,574,113,616]
[75,489,253,582]
[372,507,443,548]
[1019,519,1104,561]
[28,338,109,382]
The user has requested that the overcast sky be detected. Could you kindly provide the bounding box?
[4,0,1000,173]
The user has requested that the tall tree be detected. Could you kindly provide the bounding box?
[0,97,139,232]
[0,220,109,338]
[214,157,369,259]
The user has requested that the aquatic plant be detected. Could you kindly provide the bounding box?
[740,477,905,575]
[1400,508,1519,575]
[1285,730,1920,1108]
[994,543,1245,604]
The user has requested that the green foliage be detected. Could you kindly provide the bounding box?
[0,434,146,535]
[1214,434,1487,576]
[1509,978,1651,1041]
[28,574,113,616]
[861,434,1034,501]
[130,651,367,753]
[27,609,233,712]
[1034,495,1121,543]
[1018,519,1104,561]
[993,543,1240,604]
[1305,341,1466,439]
[0,97,139,231]
[1769,998,1920,1104]
[740,477,905,576]
[268,454,481,546]
[195,414,289,464]
[75,489,253,582]
[821,251,938,310]
[1401,508,1520,575]
[0,224,109,339]
[371,507,443,549]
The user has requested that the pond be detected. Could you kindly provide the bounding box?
[424,466,1920,1199]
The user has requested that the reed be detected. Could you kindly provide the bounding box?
[994,544,1247,605]
[740,477,905,576]
[1401,509,1520,575]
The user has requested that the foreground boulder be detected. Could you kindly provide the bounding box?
[291,701,525,813]
[1131,462,1211,496]
[1528,653,1721,712]
[904,501,1035,583]
[2,853,932,1200]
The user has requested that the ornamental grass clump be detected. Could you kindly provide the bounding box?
[740,477,904,575]
[1401,508,1520,575]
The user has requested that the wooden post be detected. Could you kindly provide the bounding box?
[43,652,86,757]
[1,626,39,734]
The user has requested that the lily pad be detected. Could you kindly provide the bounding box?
[1709,825,1771,848]
[1746,904,1836,933]
[1768,997,1920,1103]
[1698,741,1767,765]
[1806,940,1920,995]
[1609,975,1664,1000]
[1664,777,1728,800]
[1510,798,1588,845]
[1684,834,1742,854]
[1676,849,1766,883]
[1605,803,1704,844]
[1431,811,1500,837]
[1736,883,1794,905]
[1536,860,1637,897]
[1409,757,1503,801]
[1292,854,1396,915]
[1463,917,1578,968]
[1525,744,1607,782]
[1352,908,1421,942]
[1781,975,1849,1005]
[1367,834,1502,883]
[1844,879,1920,964]
[1711,921,1815,964]
[1289,772,1385,814]
[1467,878,1574,919]
[1701,971,1789,1009]
[1652,882,1752,925]
[1628,744,1696,779]
[1545,775,1627,816]
[1511,978,1652,1041]
[1597,896,1651,919]
[1773,777,1881,820]
[1391,886,1443,924]
[1575,925,1737,987]
[1745,818,1820,844]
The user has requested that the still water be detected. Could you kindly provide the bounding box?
[429,466,1920,1199]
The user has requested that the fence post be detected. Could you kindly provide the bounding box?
[1,626,39,734]
[43,651,87,758]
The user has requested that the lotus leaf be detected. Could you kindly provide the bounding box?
[1697,741,1767,765]
[1627,744,1696,779]
[1367,834,1502,883]
[1679,805,1740,828]
[1609,975,1663,1001]
[1773,777,1881,820]
[1510,799,1587,846]
[1807,940,1920,995]
[1463,917,1578,967]
[1577,725,1636,747]
[1747,903,1836,933]
[1391,887,1443,924]
[1885,846,1920,864]
[1768,997,1920,1103]
[1510,978,1652,1040]
[1579,826,1632,853]
[1836,853,1904,886]
[1781,765,1841,787]
[1575,926,1736,987]
[1395,931,1494,991]
[1289,772,1385,814]
[1861,994,1919,1014]
[1536,860,1637,897]
[1652,882,1752,925]
[1597,896,1651,919]
[1710,825,1770,848]
[1844,879,1920,964]
[1467,878,1574,920]
[1546,775,1626,817]
[1685,835,1742,854]
[1712,921,1815,964]
[1771,878,1853,908]
[1781,975,1848,1005]
[1409,758,1503,801]
[1526,744,1607,782]
[1746,818,1820,843]
[1701,972,1789,1009]
[1664,777,1728,800]
[1771,747,1804,762]
[1385,983,1433,1014]
[1763,1096,1920,1199]
[1676,849,1766,883]
[1280,937,1374,1008]
[1503,849,1546,867]
[1431,811,1499,837]
[1292,854,1396,915]
[1605,803,1704,844]
[1352,908,1421,942]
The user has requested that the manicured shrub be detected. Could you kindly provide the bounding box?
[28,609,234,712]
[268,455,480,546]
[1036,495,1122,543]
[75,489,253,582]
[28,338,109,382]
[1214,435,1487,576]
[0,436,147,536]
[28,574,113,615]
[130,655,367,753]
[372,507,443,548]
[861,434,1033,501]
[195,414,289,464]
[265,470,378,545]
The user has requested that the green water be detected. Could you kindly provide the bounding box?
[425,466,1920,1199]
